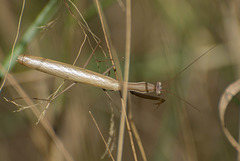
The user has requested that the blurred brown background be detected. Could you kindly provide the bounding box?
[0,0,240,161]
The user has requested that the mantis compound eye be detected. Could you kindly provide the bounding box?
[156,82,162,95]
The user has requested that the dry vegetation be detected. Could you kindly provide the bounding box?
[0,0,240,161]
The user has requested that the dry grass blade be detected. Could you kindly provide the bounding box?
[219,79,240,152]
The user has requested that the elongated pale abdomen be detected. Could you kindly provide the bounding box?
[17,55,121,91]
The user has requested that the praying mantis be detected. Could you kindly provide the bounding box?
[16,46,214,107]
[17,55,162,94]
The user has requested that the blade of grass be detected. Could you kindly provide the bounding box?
[219,79,240,152]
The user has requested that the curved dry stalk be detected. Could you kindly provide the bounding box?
[219,79,240,152]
